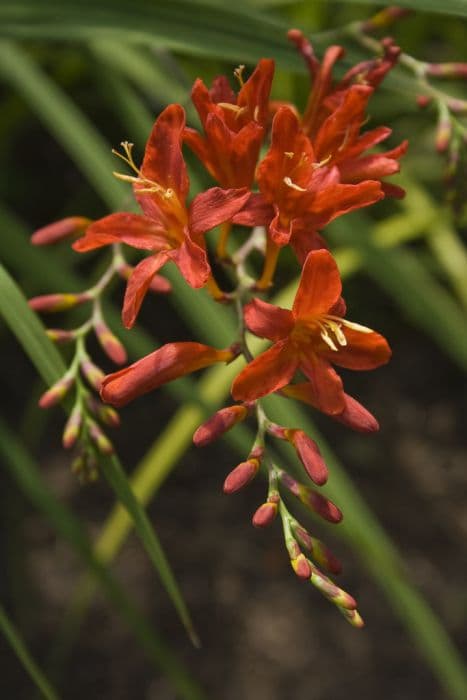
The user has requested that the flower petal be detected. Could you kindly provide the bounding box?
[122,253,168,329]
[292,249,342,318]
[232,340,298,402]
[73,213,167,253]
[140,104,189,201]
[232,193,274,227]
[322,327,391,370]
[189,187,250,235]
[299,352,345,414]
[244,298,294,341]
[169,236,210,288]
[101,342,233,407]
[237,58,275,127]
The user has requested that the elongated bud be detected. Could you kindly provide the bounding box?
[29,292,91,313]
[46,328,76,344]
[360,7,411,33]
[416,95,431,109]
[193,404,249,447]
[117,261,171,294]
[62,404,83,448]
[94,320,127,365]
[309,564,357,610]
[291,523,341,573]
[97,404,120,427]
[279,471,342,523]
[31,216,91,246]
[426,62,467,79]
[287,29,319,77]
[334,395,379,433]
[87,419,114,455]
[286,430,328,485]
[39,374,74,409]
[223,456,261,494]
[71,452,98,483]
[436,114,452,153]
[81,359,105,391]
[291,551,312,580]
[252,498,279,528]
[340,608,365,628]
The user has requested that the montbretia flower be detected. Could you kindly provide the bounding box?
[73,104,249,327]
[101,342,235,407]
[184,59,274,188]
[232,249,391,414]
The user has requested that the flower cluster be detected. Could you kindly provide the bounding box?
[31,29,407,623]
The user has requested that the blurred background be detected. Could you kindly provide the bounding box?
[1,1,467,699]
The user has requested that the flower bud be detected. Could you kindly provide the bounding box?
[62,404,83,448]
[81,359,105,391]
[309,564,357,610]
[71,452,98,483]
[416,95,431,109]
[286,429,329,485]
[94,320,127,365]
[360,7,411,33]
[279,471,342,524]
[31,216,91,246]
[291,552,312,580]
[38,374,74,409]
[426,62,467,79]
[223,457,260,494]
[252,500,278,528]
[46,328,76,344]
[333,395,379,433]
[340,608,365,628]
[29,292,91,313]
[436,115,452,153]
[193,404,249,447]
[87,419,114,455]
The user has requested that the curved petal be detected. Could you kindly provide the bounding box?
[314,85,372,161]
[122,253,168,329]
[237,58,275,128]
[292,249,342,319]
[232,193,274,227]
[311,180,383,226]
[299,352,345,414]
[322,327,391,370]
[73,213,167,252]
[244,298,294,341]
[140,104,189,201]
[189,187,250,235]
[169,236,210,288]
[289,225,327,265]
[101,342,233,407]
[232,340,298,402]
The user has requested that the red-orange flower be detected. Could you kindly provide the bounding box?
[184,59,274,188]
[73,104,249,327]
[101,342,234,407]
[231,249,391,413]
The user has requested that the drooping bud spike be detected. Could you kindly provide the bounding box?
[87,419,114,455]
[286,429,329,485]
[193,404,249,447]
[38,374,74,409]
[80,359,105,391]
[94,320,127,365]
[46,328,76,344]
[31,216,91,246]
[62,404,83,448]
[252,499,279,528]
[309,564,357,610]
[223,457,260,494]
[29,292,91,313]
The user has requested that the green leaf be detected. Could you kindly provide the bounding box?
[334,0,467,18]
[0,262,199,646]
[0,419,206,700]
[0,604,60,700]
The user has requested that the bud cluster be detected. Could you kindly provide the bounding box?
[31,24,407,620]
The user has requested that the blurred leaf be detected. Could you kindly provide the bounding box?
[0,263,199,646]
[0,604,60,700]
[0,419,206,700]
[334,0,467,18]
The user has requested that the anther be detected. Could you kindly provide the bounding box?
[283,176,307,192]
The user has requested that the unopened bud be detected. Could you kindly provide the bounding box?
[340,608,365,628]
[193,404,249,447]
[80,359,105,391]
[94,320,127,365]
[309,537,342,575]
[223,457,260,494]
[87,419,114,455]
[334,395,379,433]
[360,7,411,33]
[286,429,329,485]
[62,404,83,448]
[252,499,279,528]
[291,552,312,580]
[87,396,120,427]
[416,95,431,109]
[426,62,467,80]
[279,471,342,523]
[31,216,91,246]
[29,292,91,313]
[436,116,452,153]
[46,328,76,344]
[71,452,98,483]
[309,564,357,610]
[39,374,74,409]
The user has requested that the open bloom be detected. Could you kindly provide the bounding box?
[101,342,234,407]
[231,249,391,413]
[184,59,274,188]
[73,104,249,327]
